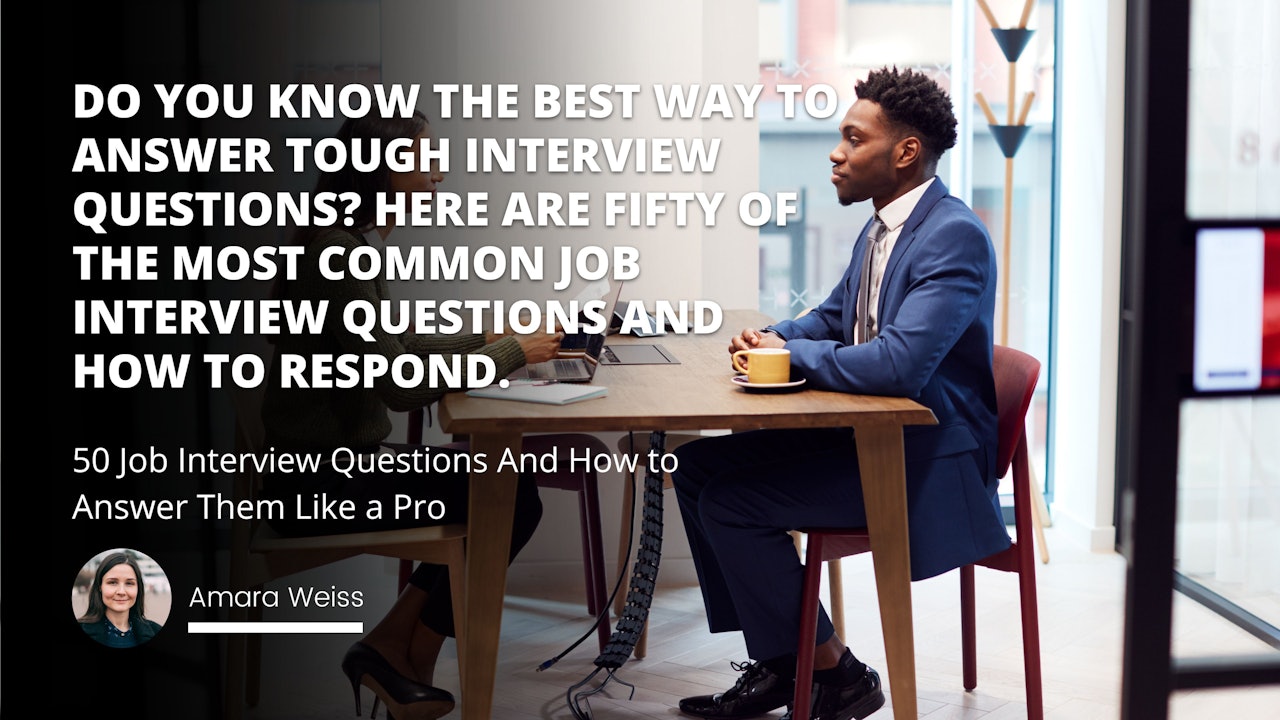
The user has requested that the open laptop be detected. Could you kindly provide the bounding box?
[507,325,606,383]
[544,278,681,366]
[559,280,625,353]
[599,297,680,365]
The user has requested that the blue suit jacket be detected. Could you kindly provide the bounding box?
[766,178,1011,580]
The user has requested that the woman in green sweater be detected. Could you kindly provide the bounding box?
[262,109,561,720]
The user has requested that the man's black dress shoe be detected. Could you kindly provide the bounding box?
[780,667,884,720]
[678,660,795,718]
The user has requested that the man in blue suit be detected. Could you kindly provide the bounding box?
[675,67,1010,720]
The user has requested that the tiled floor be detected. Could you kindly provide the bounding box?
[244,525,1280,719]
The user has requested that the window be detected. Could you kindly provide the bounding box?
[757,0,1057,510]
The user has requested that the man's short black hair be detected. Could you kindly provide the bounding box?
[855,67,958,164]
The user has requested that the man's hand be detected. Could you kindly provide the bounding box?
[728,328,785,355]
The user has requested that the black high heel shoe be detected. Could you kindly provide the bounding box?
[341,642,455,720]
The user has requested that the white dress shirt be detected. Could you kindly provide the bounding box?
[865,176,936,339]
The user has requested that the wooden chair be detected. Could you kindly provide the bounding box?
[793,345,1044,718]
[614,432,846,660]
[223,384,468,720]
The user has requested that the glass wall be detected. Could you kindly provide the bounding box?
[756,0,1057,505]
[1173,0,1280,648]
[1176,397,1280,640]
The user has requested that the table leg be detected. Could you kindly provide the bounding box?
[460,431,521,720]
[853,425,916,720]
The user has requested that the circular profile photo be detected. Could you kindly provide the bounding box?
[72,548,171,647]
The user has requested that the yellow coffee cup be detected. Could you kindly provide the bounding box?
[731,347,791,384]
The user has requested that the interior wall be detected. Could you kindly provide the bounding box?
[1050,0,1127,551]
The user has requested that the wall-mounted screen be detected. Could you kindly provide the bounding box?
[1193,226,1280,393]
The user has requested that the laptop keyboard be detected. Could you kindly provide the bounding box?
[554,359,583,374]
[528,359,585,378]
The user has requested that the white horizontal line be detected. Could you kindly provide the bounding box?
[187,622,364,634]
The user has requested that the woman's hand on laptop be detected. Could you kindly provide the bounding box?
[515,330,565,364]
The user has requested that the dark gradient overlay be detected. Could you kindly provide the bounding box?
[31,3,375,717]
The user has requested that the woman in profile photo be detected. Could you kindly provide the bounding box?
[78,552,163,647]
[261,109,560,720]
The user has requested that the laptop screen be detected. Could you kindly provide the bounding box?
[581,325,606,370]
[562,280,624,350]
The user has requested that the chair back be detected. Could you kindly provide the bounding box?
[804,345,1041,563]
[991,345,1041,479]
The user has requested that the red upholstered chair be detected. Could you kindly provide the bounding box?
[793,345,1044,719]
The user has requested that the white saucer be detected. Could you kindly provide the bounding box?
[731,376,806,390]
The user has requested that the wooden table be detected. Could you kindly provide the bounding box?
[439,309,936,720]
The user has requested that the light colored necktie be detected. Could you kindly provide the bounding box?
[856,216,887,344]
